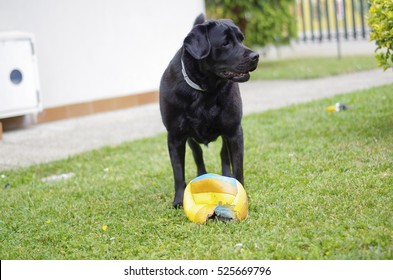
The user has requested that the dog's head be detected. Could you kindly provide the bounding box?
[183,18,259,82]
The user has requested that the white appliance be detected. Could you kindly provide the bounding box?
[0,31,41,119]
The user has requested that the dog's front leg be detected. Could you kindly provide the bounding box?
[225,126,244,186]
[167,133,187,208]
[221,137,232,177]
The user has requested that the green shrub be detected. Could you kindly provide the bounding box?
[205,0,297,47]
[368,0,393,71]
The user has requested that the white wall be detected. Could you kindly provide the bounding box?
[0,0,205,108]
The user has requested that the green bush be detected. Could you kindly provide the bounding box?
[368,0,393,71]
[205,0,297,47]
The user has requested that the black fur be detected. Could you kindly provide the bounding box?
[159,14,259,208]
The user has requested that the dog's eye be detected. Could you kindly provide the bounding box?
[222,41,230,47]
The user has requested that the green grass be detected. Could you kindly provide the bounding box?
[1,84,393,260]
[251,55,378,80]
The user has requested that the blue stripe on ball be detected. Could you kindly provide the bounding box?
[191,173,237,188]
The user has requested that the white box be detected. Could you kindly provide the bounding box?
[0,31,41,118]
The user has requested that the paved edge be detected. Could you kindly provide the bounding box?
[0,69,392,171]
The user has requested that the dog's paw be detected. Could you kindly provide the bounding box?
[172,200,183,209]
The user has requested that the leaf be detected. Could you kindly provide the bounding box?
[369,0,393,70]
[206,0,296,47]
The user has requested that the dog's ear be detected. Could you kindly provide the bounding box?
[193,13,205,26]
[184,24,211,60]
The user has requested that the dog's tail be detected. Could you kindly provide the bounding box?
[193,13,205,26]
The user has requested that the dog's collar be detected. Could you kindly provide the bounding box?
[181,59,206,92]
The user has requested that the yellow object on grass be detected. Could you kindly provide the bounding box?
[183,173,248,223]
[325,103,348,112]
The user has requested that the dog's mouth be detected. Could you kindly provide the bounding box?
[220,71,250,82]
[220,62,258,82]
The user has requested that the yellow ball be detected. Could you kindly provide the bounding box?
[183,173,248,223]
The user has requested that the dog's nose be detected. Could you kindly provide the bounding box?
[249,52,259,61]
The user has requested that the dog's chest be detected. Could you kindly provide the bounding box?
[184,96,227,143]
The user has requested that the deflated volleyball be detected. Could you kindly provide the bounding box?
[183,173,248,223]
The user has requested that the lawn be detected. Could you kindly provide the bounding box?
[251,55,378,80]
[1,82,392,260]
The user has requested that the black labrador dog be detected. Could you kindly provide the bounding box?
[159,14,259,208]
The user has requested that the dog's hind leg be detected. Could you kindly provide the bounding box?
[187,138,207,176]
